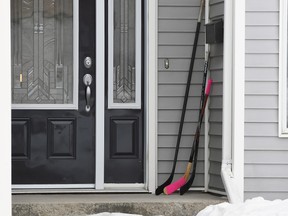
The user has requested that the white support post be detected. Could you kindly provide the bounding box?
[221,0,245,203]
[232,0,245,202]
[146,0,158,193]
[95,0,105,190]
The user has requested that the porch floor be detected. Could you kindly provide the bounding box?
[12,192,227,216]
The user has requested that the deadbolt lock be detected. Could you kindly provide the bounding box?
[84,57,92,68]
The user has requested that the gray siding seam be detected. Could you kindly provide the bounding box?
[245,52,278,54]
[245,108,277,110]
[245,80,278,83]
[209,146,222,150]
[246,10,279,13]
[243,135,280,138]
[245,66,279,68]
[245,162,288,165]
[245,39,279,41]
[244,94,278,96]
[245,191,288,193]
[209,15,224,20]
[246,24,279,27]
[245,177,288,179]
[209,1,224,7]
[245,149,288,152]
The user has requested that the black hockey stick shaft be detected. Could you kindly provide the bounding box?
[180,80,213,195]
[187,52,210,165]
[155,0,205,195]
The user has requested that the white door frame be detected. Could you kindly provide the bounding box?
[96,0,159,191]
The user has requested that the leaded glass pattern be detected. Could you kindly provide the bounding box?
[113,0,136,103]
[11,0,74,105]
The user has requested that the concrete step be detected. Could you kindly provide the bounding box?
[12,192,227,216]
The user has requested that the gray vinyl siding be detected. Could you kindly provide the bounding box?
[207,0,225,192]
[157,0,206,188]
[245,0,288,200]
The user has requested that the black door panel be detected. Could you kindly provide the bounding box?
[12,0,96,185]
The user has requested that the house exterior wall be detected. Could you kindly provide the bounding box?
[207,0,225,192]
[245,0,288,200]
[157,0,206,189]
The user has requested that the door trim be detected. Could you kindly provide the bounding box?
[12,184,95,189]
[95,0,105,190]
[145,0,158,193]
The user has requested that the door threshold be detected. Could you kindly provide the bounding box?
[12,184,148,194]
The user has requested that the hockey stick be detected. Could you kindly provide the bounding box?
[179,79,213,195]
[163,52,210,195]
[155,0,205,195]
[164,80,213,195]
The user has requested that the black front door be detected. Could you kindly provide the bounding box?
[104,0,144,183]
[11,0,96,185]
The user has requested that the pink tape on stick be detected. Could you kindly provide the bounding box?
[163,177,186,195]
[205,79,213,95]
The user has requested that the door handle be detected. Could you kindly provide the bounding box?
[83,74,93,112]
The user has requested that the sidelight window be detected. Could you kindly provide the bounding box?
[108,0,142,109]
[279,0,288,137]
[11,0,78,109]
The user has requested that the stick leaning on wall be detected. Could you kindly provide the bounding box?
[155,0,206,195]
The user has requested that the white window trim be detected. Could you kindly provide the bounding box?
[12,0,79,110]
[279,0,288,137]
[108,0,142,109]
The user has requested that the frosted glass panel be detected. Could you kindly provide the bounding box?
[113,0,136,103]
[11,0,74,105]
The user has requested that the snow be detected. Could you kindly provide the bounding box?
[196,197,288,216]
[88,213,142,216]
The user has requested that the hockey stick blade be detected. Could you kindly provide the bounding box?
[155,174,173,195]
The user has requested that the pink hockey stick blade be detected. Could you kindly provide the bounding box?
[164,177,186,195]
[205,79,213,95]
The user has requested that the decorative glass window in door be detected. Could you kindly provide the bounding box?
[11,0,78,109]
[108,0,142,109]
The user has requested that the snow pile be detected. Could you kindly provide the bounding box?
[88,213,142,216]
[196,197,288,216]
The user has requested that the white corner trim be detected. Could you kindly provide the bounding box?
[279,0,288,137]
[95,0,105,190]
[0,0,11,215]
[222,0,245,203]
[146,0,158,194]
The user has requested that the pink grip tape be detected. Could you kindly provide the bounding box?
[164,177,186,195]
[205,79,213,95]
